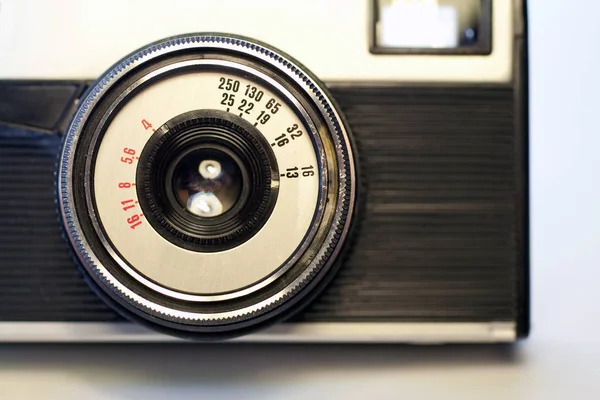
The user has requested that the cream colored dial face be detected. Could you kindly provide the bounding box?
[93,64,321,296]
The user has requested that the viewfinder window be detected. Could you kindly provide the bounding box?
[372,0,492,54]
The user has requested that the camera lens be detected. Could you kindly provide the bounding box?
[136,110,279,253]
[171,147,243,218]
[61,34,356,339]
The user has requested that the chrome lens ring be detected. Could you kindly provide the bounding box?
[58,34,356,337]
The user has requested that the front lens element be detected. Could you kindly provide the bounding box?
[172,148,243,218]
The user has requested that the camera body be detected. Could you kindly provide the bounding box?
[0,0,528,343]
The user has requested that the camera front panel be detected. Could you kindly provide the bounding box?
[0,0,528,342]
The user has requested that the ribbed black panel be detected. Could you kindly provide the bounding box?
[0,85,521,324]
[0,129,120,321]
[292,85,519,322]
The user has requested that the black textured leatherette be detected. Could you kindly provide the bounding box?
[296,85,519,323]
[0,85,521,324]
[0,129,119,321]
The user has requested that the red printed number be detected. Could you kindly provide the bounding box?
[120,147,137,164]
[118,182,134,189]
[141,119,154,132]
[127,214,143,230]
[121,199,142,229]
[121,199,136,212]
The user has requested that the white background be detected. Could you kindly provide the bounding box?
[2,0,600,398]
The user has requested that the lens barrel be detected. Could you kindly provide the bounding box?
[136,110,279,252]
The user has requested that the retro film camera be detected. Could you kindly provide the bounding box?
[0,0,528,342]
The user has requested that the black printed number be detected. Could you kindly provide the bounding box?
[265,99,281,114]
[256,111,271,125]
[302,165,315,177]
[273,134,289,147]
[287,124,303,140]
[245,85,264,101]
[271,125,303,147]
[218,77,240,92]
[281,165,314,178]
[238,99,254,114]
[221,93,235,106]
[285,167,299,178]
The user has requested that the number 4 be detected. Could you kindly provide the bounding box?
[141,119,153,131]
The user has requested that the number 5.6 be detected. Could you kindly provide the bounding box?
[120,147,137,164]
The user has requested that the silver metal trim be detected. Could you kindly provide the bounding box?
[84,59,328,302]
[58,34,356,325]
[0,322,516,344]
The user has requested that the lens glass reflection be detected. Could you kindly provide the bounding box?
[172,148,243,218]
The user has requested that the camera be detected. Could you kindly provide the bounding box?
[0,0,529,343]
